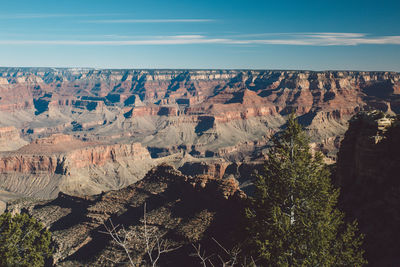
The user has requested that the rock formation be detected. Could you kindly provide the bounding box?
[0,134,154,200]
[0,68,399,205]
[0,126,28,151]
[336,110,400,265]
[6,165,246,266]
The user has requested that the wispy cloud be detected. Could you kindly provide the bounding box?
[0,13,122,19]
[262,33,400,46]
[226,33,400,46]
[223,32,366,39]
[0,36,226,45]
[0,33,399,46]
[83,19,216,23]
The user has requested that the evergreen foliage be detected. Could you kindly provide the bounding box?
[0,212,53,267]
[246,114,366,266]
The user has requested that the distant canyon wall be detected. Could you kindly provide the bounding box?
[0,134,153,199]
[0,68,399,115]
[0,68,399,202]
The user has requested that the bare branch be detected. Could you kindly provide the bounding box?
[211,237,241,267]
[101,219,136,267]
[190,243,214,267]
[142,202,180,267]
[100,202,180,267]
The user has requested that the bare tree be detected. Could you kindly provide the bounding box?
[191,238,257,267]
[101,204,256,266]
[101,220,136,266]
[212,237,240,267]
[190,243,215,267]
[142,203,180,266]
[101,202,180,267]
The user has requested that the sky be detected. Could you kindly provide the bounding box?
[0,0,399,71]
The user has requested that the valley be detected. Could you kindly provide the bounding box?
[0,68,399,208]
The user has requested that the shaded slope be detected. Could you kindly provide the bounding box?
[7,165,246,266]
[336,111,400,266]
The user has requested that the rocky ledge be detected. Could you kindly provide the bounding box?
[7,164,246,266]
[0,134,154,200]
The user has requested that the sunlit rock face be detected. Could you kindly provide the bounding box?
[0,68,399,202]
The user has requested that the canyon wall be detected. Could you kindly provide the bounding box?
[0,68,399,203]
[336,111,400,265]
[0,134,154,199]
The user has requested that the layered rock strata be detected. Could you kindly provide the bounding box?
[0,68,399,204]
[0,134,154,199]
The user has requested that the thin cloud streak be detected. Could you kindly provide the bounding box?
[223,32,367,39]
[0,38,227,45]
[83,19,216,23]
[0,13,122,19]
[0,33,399,46]
[230,33,400,46]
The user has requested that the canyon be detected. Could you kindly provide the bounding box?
[0,68,400,209]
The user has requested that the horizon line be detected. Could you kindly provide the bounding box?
[0,66,398,73]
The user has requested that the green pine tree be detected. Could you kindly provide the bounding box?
[0,212,53,267]
[246,114,366,266]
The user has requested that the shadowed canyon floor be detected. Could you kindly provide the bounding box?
[0,68,400,206]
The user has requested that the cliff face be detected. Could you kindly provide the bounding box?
[6,165,246,266]
[0,126,28,151]
[336,111,400,265]
[0,69,398,124]
[0,134,154,199]
[0,68,399,205]
[1,69,398,150]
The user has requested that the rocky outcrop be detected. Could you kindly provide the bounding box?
[0,134,154,199]
[336,111,400,265]
[0,126,28,151]
[0,134,151,172]
[178,161,230,179]
[6,165,246,266]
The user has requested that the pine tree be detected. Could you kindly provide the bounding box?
[246,114,366,266]
[0,212,53,267]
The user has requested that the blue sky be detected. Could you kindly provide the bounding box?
[0,0,399,70]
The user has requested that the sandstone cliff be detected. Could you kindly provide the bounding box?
[1,68,398,142]
[0,134,154,200]
[0,126,28,151]
[2,68,398,155]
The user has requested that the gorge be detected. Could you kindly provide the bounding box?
[1,68,400,209]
